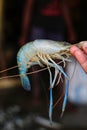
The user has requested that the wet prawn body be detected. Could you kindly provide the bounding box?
[17,39,75,125]
[17,40,70,90]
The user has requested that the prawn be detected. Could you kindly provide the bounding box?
[17,39,83,125]
[0,39,83,125]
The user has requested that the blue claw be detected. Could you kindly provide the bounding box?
[61,79,69,117]
[49,87,53,126]
[48,68,53,126]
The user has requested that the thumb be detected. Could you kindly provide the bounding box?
[70,46,87,73]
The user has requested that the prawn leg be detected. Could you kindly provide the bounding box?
[52,68,59,88]
[47,55,69,79]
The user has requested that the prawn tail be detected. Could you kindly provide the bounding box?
[20,74,31,91]
[18,64,31,91]
[17,50,31,91]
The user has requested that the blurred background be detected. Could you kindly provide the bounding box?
[0,0,87,129]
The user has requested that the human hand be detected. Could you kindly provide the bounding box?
[70,41,87,73]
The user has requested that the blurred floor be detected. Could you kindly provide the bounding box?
[0,78,87,130]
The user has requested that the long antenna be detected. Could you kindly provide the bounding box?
[0,65,18,73]
[0,67,48,80]
[53,93,64,109]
